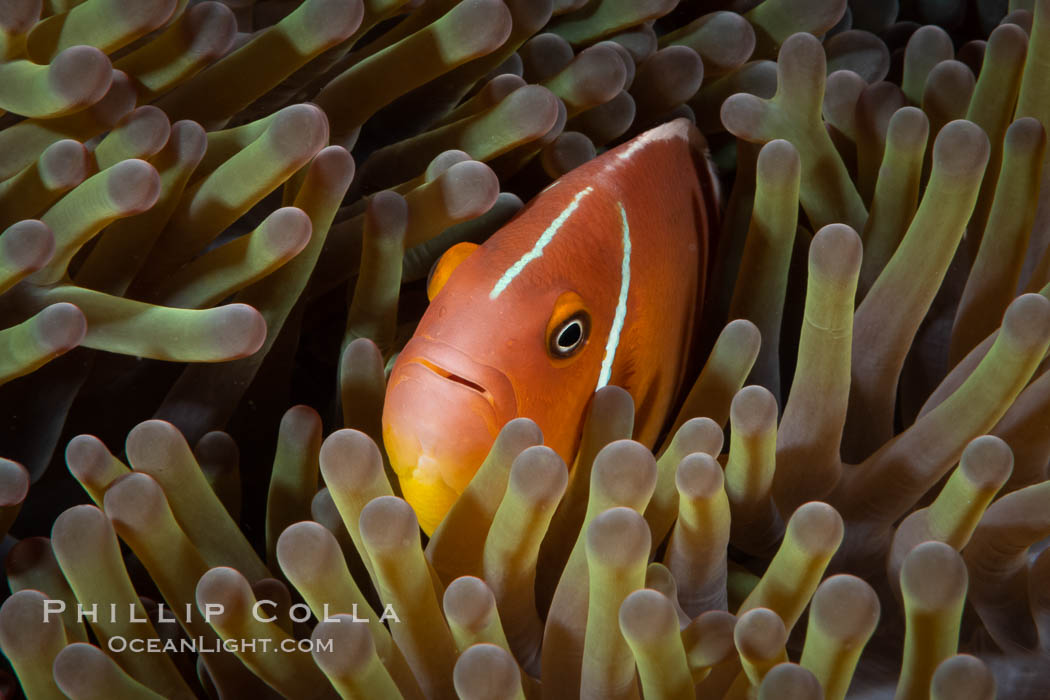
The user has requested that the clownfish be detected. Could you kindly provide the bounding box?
[383,118,721,534]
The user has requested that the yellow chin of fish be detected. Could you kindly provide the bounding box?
[397,462,461,536]
[384,355,506,535]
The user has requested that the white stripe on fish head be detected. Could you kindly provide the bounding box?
[489,186,594,300]
[596,202,631,390]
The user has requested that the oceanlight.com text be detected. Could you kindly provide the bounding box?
[107,636,335,655]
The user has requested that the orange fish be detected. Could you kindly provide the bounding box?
[383,118,721,534]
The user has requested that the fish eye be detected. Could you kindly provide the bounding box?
[549,312,590,358]
[546,291,591,362]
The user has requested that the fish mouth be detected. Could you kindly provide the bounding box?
[415,357,495,406]
[394,337,518,424]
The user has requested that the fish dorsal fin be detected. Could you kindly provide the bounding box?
[427,241,479,301]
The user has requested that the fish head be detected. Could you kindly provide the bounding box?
[383,191,625,534]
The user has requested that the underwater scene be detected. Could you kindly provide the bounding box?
[0,0,1049,697]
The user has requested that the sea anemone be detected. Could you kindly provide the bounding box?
[2,0,1050,698]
